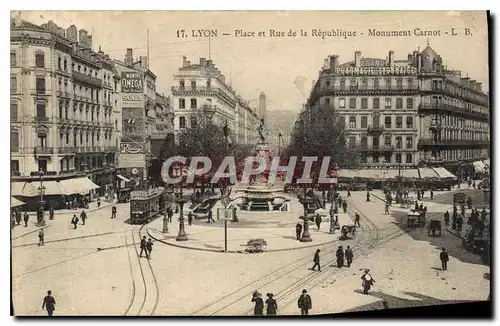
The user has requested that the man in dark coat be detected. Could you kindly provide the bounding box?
[146,238,153,259]
[311,249,321,272]
[80,210,87,225]
[314,214,322,231]
[296,222,303,240]
[188,212,193,226]
[15,210,22,226]
[139,236,147,257]
[345,246,354,267]
[167,208,173,222]
[366,191,371,202]
[42,290,56,316]
[354,213,361,227]
[336,246,344,268]
[49,206,54,220]
[71,215,79,229]
[342,200,347,213]
[444,211,450,226]
[23,212,29,227]
[440,247,449,271]
[38,229,44,246]
[111,206,117,219]
[430,190,434,200]
[297,289,312,316]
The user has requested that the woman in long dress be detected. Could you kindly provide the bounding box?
[361,269,375,294]
[265,293,278,315]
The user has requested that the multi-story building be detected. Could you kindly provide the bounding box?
[306,45,489,179]
[10,18,118,206]
[171,57,260,146]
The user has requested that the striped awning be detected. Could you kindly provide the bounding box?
[383,170,401,179]
[38,180,64,195]
[11,182,39,197]
[59,177,100,195]
[11,197,25,208]
[433,167,457,179]
[473,161,486,173]
[419,168,440,179]
[401,169,420,179]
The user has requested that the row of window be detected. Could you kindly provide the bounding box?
[179,80,211,89]
[432,149,489,161]
[322,78,415,89]
[350,135,414,149]
[11,130,114,152]
[359,153,414,164]
[178,98,199,109]
[347,115,414,129]
[10,51,46,68]
[333,97,414,110]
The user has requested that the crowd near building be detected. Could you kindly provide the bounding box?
[304,43,490,181]
[10,18,263,210]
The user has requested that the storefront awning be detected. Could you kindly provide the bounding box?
[383,170,401,180]
[11,197,25,208]
[401,169,420,179]
[433,167,457,179]
[38,180,64,195]
[473,161,486,173]
[59,177,101,195]
[483,159,490,168]
[419,168,440,179]
[338,169,355,179]
[11,182,39,197]
[117,174,132,183]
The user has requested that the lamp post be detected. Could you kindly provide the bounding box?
[162,188,173,233]
[37,171,46,226]
[175,182,188,241]
[298,185,312,242]
[278,133,282,157]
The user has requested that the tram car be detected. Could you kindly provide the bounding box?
[129,188,166,224]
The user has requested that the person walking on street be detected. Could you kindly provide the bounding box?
[97,198,101,208]
[139,236,147,257]
[23,212,29,227]
[366,191,371,202]
[430,190,434,200]
[314,214,322,231]
[361,269,375,294]
[311,249,321,272]
[188,212,193,226]
[111,206,117,219]
[49,206,54,220]
[71,215,79,229]
[342,200,348,213]
[15,210,22,226]
[336,246,344,268]
[167,208,173,222]
[295,222,303,240]
[80,210,87,226]
[146,238,153,259]
[354,213,361,227]
[297,289,312,316]
[207,210,215,224]
[42,290,56,316]
[251,291,264,316]
[345,246,353,267]
[444,211,450,226]
[265,293,278,315]
[347,188,351,197]
[384,203,390,215]
[440,247,449,271]
[38,229,45,246]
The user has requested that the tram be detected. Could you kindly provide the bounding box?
[129,187,167,224]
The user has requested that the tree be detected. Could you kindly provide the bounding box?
[286,104,359,183]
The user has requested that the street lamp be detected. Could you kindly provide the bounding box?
[298,185,312,242]
[38,171,46,226]
[162,188,174,233]
[174,183,188,241]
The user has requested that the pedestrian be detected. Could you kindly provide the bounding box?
[457,217,463,233]
[345,246,353,267]
[251,291,264,316]
[15,210,22,226]
[80,210,87,226]
[440,247,449,271]
[336,246,344,268]
[23,212,29,227]
[347,188,351,197]
[48,206,54,220]
[414,201,419,211]
[366,191,371,202]
[361,269,375,294]
[354,213,361,227]
[38,229,44,246]
[311,249,321,272]
[342,200,347,213]
[314,214,322,231]
[444,211,450,226]
[430,190,434,200]
[139,236,147,257]
[295,222,303,240]
[71,215,79,229]
[167,208,173,223]
[297,289,312,316]
[188,212,193,226]
[207,210,215,224]
[42,290,56,316]
[266,293,278,315]
[97,198,101,208]
[111,205,117,219]
[146,238,153,259]
[334,214,339,229]
[384,203,390,215]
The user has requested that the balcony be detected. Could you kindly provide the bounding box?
[59,147,75,154]
[421,87,489,107]
[418,103,489,122]
[34,116,50,123]
[418,138,490,148]
[358,145,394,153]
[35,146,54,155]
[367,125,384,134]
[72,71,102,87]
[314,85,420,97]
[57,90,71,98]
[56,67,71,77]
[429,122,442,130]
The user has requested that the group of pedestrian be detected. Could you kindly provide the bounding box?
[139,236,154,259]
[310,246,354,272]
[251,291,278,315]
[70,210,87,229]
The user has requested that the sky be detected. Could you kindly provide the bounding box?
[14,11,489,113]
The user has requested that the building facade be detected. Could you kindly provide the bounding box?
[170,57,260,146]
[10,19,118,197]
[306,45,489,178]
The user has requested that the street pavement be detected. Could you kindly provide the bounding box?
[11,190,490,316]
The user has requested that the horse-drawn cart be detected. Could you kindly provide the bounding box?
[340,225,357,240]
[245,239,268,253]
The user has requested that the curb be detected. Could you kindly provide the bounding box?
[147,228,351,254]
[12,225,51,240]
[12,231,116,248]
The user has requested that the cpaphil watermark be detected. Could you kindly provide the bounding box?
[161,156,338,185]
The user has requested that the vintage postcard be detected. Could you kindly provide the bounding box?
[10,10,491,317]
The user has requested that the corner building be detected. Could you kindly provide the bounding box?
[307,45,489,179]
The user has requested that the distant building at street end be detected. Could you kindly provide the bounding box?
[305,45,489,181]
[170,57,260,145]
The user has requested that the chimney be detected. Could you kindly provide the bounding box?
[355,51,361,68]
[182,56,188,67]
[389,50,394,67]
[416,53,422,71]
[66,25,78,42]
[329,55,338,72]
[125,48,133,67]
[140,56,148,69]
